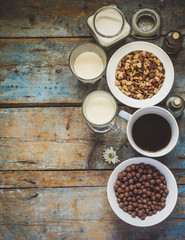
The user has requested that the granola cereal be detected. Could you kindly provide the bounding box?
[115,51,165,100]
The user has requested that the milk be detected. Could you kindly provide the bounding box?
[95,8,123,36]
[74,51,104,79]
[83,92,117,125]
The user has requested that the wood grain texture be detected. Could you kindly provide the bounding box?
[0,188,185,240]
[0,106,127,170]
[0,38,95,104]
[0,170,185,188]
[0,37,185,104]
[0,1,185,239]
[0,220,185,240]
[0,0,185,37]
[0,107,184,170]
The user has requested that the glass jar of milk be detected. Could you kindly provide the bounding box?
[69,43,107,84]
[87,5,130,48]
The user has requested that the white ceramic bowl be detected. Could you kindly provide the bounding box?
[107,157,178,227]
[106,41,174,108]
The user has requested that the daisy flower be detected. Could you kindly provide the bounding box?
[103,147,120,164]
[103,138,128,164]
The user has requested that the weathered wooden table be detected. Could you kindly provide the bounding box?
[0,0,185,239]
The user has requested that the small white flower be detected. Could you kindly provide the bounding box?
[103,147,120,164]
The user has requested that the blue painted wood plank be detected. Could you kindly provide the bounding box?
[0,38,185,104]
[0,170,184,188]
[0,38,103,103]
[0,188,185,240]
[0,0,185,37]
[0,107,184,170]
[0,219,185,240]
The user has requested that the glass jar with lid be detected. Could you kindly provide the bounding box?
[87,5,130,48]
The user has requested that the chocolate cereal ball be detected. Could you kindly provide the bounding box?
[114,163,169,220]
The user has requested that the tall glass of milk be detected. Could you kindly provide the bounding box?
[82,90,120,133]
[69,43,107,84]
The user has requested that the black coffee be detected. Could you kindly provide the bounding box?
[132,114,172,152]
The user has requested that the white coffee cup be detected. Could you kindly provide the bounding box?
[119,106,179,157]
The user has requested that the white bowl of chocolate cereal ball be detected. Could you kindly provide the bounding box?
[106,41,174,108]
[107,157,178,227]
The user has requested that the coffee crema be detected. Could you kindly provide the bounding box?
[132,114,172,152]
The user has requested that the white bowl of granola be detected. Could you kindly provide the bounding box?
[106,41,174,108]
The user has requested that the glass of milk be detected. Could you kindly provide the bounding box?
[82,90,120,133]
[69,43,107,84]
[93,5,124,38]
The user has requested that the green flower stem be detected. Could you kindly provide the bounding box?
[116,138,128,153]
